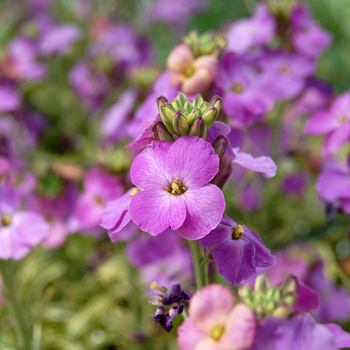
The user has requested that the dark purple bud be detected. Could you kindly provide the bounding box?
[173,111,190,136]
[212,136,228,158]
[211,154,233,189]
[152,122,175,142]
[189,116,207,139]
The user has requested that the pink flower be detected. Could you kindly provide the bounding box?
[178,284,256,350]
[130,136,225,240]
[167,43,219,95]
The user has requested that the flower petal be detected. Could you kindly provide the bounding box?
[167,136,220,189]
[130,189,186,235]
[189,284,234,334]
[130,141,173,189]
[178,185,225,240]
[322,123,350,156]
[177,318,209,350]
[304,111,338,135]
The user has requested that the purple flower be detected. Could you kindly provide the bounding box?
[0,84,20,113]
[215,54,274,125]
[248,313,339,350]
[0,185,48,260]
[178,284,256,350]
[198,215,275,285]
[68,168,123,233]
[290,4,332,59]
[306,261,350,324]
[305,91,350,156]
[101,90,137,142]
[129,136,225,240]
[69,61,109,109]
[39,24,81,56]
[281,172,309,197]
[255,50,315,100]
[226,4,275,55]
[324,324,350,349]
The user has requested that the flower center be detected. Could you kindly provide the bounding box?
[1,214,11,227]
[231,83,244,94]
[184,65,195,77]
[339,115,347,124]
[279,65,290,74]
[165,178,187,195]
[231,225,245,240]
[94,196,104,206]
[210,324,225,341]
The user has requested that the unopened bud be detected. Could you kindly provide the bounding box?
[202,105,218,128]
[153,122,175,142]
[160,104,176,134]
[200,102,209,114]
[283,292,296,307]
[272,303,289,318]
[212,136,227,158]
[171,98,182,110]
[189,116,207,139]
[193,94,204,108]
[238,285,253,301]
[210,96,223,112]
[255,303,265,315]
[186,108,201,125]
[282,276,297,295]
[265,300,276,313]
[173,112,190,136]
[156,96,168,109]
[267,287,281,304]
[254,274,271,294]
[184,101,193,114]
[177,92,188,107]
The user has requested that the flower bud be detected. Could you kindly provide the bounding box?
[283,292,297,307]
[200,102,209,114]
[189,116,207,139]
[177,92,188,107]
[281,276,297,295]
[184,101,193,114]
[254,274,271,294]
[159,103,176,134]
[202,105,218,128]
[186,108,201,125]
[156,95,168,109]
[271,303,289,318]
[267,287,281,304]
[153,122,175,142]
[212,136,227,158]
[193,94,204,108]
[210,95,223,112]
[171,98,182,111]
[173,112,190,136]
[238,285,253,301]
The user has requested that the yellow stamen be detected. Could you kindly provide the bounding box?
[339,115,347,124]
[232,224,245,240]
[1,214,11,227]
[166,178,187,195]
[210,324,225,341]
[150,281,167,293]
[94,196,104,205]
[279,65,290,74]
[184,66,195,77]
[232,83,244,94]
[130,187,139,197]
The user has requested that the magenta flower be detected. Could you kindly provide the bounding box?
[178,284,256,350]
[68,168,123,233]
[290,4,332,59]
[226,4,275,55]
[130,136,225,240]
[305,91,350,155]
[0,84,20,113]
[198,215,275,285]
[0,185,48,260]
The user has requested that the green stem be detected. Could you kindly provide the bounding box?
[0,260,31,350]
[188,241,209,290]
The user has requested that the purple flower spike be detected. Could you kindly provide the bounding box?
[198,215,275,285]
[130,136,225,240]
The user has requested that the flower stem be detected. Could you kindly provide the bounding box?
[0,260,31,350]
[188,241,209,290]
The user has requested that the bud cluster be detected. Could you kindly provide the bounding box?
[238,274,297,319]
[267,0,297,19]
[155,92,222,141]
[183,31,226,58]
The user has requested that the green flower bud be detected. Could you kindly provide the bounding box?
[193,94,204,108]
[173,111,190,136]
[272,303,289,318]
[184,101,193,114]
[189,116,207,139]
[254,274,271,294]
[171,98,182,110]
[283,292,296,307]
[267,287,281,304]
[281,276,297,295]
[152,122,175,142]
[156,96,168,109]
[186,108,201,125]
[200,102,209,114]
[265,299,277,314]
[212,136,227,158]
[177,92,188,107]
[210,95,223,112]
[255,303,265,315]
[160,103,176,134]
[202,105,218,128]
[238,284,253,300]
